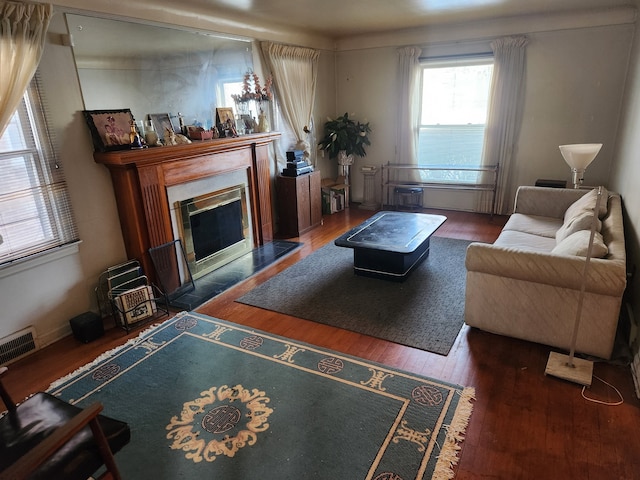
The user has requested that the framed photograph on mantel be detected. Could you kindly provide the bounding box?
[149,113,174,138]
[215,107,235,127]
[83,109,134,152]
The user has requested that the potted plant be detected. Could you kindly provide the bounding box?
[318,112,372,164]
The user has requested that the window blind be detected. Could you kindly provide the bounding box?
[0,75,79,266]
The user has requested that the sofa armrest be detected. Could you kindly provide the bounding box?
[513,186,590,218]
[465,242,626,296]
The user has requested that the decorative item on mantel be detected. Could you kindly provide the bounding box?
[83,108,146,152]
[232,70,273,133]
[186,125,213,141]
[318,113,371,188]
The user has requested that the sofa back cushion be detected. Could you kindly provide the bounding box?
[556,211,601,243]
[551,230,608,257]
[556,188,607,243]
[600,193,625,263]
[564,187,608,220]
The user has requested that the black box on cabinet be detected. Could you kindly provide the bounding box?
[69,311,104,343]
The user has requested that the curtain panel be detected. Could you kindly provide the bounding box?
[396,46,422,183]
[480,35,528,214]
[0,1,52,136]
[260,42,319,166]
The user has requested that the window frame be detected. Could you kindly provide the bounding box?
[416,54,494,184]
[0,75,79,270]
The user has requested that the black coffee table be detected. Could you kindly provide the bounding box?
[334,211,446,281]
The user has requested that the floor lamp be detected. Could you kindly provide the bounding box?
[545,144,603,386]
[559,143,602,189]
[545,186,603,387]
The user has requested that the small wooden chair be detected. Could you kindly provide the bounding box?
[0,366,130,480]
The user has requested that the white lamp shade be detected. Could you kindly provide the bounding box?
[559,143,602,169]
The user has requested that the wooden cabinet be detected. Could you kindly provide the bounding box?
[276,171,322,237]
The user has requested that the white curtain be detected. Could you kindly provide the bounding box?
[0,1,52,137]
[480,35,528,214]
[396,47,422,184]
[261,42,319,166]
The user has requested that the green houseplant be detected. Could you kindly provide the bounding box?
[318,112,372,162]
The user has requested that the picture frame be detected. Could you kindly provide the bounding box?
[215,107,235,127]
[169,114,183,134]
[240,114,256,132]
[82,109,134,152]
[149,113,174,138]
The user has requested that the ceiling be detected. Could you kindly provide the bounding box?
[65,0,638,60]
[189,0,638,38]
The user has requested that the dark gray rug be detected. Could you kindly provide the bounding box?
[236,236,471,355]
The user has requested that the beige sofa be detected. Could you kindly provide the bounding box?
[464,186,626,359]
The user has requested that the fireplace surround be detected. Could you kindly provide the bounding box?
[174,183,251,279]
[94,133,279,284]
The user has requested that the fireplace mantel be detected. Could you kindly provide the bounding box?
[94,132,279,281]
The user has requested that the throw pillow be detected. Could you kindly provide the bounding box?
[556,210,601,244]
[564,187,608,222]
[551,230,608,258]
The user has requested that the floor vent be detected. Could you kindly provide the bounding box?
[0,327,38,365]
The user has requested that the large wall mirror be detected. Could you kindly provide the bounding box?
[66,14,253,133]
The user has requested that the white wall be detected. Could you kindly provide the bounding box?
[610,18,640,360]
[333,23,634,209]
[312,50,338,181]
[0,13,128,346]
[334,47,397,204]
[514,25,633,197]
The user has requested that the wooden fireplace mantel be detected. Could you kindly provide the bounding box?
[94,132,280,280]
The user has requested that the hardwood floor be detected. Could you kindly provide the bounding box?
[3,206,639,479]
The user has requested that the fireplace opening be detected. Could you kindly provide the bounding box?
[192,200,243,260]
[176,184,252,279]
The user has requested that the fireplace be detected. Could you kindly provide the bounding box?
[175,184,251,279]
[93,133,278,285]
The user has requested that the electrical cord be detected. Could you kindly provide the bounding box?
[581,374,624,406]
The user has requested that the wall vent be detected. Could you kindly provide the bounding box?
[0,327,38,365]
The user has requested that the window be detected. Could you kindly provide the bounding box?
[418,56,494,183]
[0,76,78,266]
[222,81,242,109]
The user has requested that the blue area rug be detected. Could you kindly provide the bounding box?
[49,312,474,479]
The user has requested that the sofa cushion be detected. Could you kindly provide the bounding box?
[493,230,557,252]
[565,187,608,220]
[551,230,608,258]
[502,213,562,238]
[556,210,601,244]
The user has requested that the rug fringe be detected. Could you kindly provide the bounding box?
[432,386,475,480]
[47,313,180,390]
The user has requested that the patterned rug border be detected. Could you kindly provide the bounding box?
[48,311,474,479]
[48,318,169,390]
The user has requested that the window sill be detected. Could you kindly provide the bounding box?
[0,241,82,279]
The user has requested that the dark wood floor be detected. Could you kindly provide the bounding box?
[3,206,639,479]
